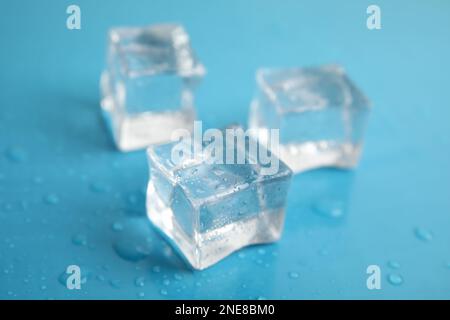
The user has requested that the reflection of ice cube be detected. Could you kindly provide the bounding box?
[146,134,292,270]
[249,65,371,173]
[100,24,205,151]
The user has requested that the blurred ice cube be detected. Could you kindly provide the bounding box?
[100,24,205,151]
[249,65,370,173]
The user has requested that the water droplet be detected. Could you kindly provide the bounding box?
[109,279,121,288]
[387,261,400,269]
[257,296,267,300]
[173,273,183,281]
[113,240,151,262]
[237,252,246,259]
[387,273,403,286]
[112,218,154,261]
[71,233,88,246]
[312,199,345,219]
[43,194,59,205]
[137,292,145,298]
[33,176,43,184]
[414,227,433,242]
[152,265,161,273]
[111,222,124,232]
[96,275,106,282]
[257,248,266,255]
[5,146,27,163]
[289,271,299,279]
[134,276,145,287]
[89,182,109,193]
[159,288,168,296]
[40,285,47,290]
[163,279,171,286]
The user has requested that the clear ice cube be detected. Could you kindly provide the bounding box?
[249,65,371,173]
[100,24,205,151]
[146,132,292,270]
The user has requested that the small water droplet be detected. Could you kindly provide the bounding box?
[312,199,345,219]
[40,285,47,290]
[173,273,183,281]
[387,273,403,286]
[5,146,27,163]
[89,182,109,193]
[111,222,124,232]
[160,288,168,296]
[257,248,266,255]
[109,279,121,288]
[33,176,43,184]
[387,261,400,269]
[134,276,145,287]
[237,252,246,259]
[289,271,299,279]
[152,266,161,273]
[113,240,151,262]
[44,194,59,205]
[71,233,88,246]
[257,296,267,300]
[163,279,171,286]
[414,227,433,242]
[137,292,145,298]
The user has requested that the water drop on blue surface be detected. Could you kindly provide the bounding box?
[414,227,433,242]
[160,288,168,296]
[237,252,246,259]
[387,273,403,286]
[257,248,266,255]
[112,218,154,261]
[173,273,183,281]
[44,194,59,205]
[289,271,299,279]
[111,221,124,232]
[387,261,400,269]
[163,279,171,286]
[5,146,27,163]
[71,233,88,246]
[312,199,345,218]
[89,182,109,193]
[134,276,145,287]
[109,279,121,288]
[113,241,150,262]
[33,176,43,184]
[152,265,161,273]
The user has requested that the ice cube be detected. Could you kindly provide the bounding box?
[146,130,292,269]
[100,24,205,151]
[249,65,371,173]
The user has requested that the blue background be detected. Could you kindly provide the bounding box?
[1,0,449,299]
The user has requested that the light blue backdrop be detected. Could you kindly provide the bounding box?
[1,0,449,299]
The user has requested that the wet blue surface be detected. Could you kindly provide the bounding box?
[1,0,450,299]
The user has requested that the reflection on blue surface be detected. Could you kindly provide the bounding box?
[0,0,450,299]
